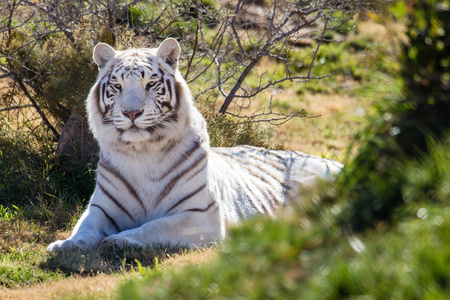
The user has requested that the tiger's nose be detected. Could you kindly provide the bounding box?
[122,109,144,121]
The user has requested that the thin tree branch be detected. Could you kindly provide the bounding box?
[309,18,328,77]
[184,0,199,80]
[14,74,59,140]
[0,105,33,112]
[218,57,259,114]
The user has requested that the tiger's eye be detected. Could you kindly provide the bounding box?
[146,82,156,90]
[114,84,122,90]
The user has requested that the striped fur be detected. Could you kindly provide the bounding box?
[47,39,343,252]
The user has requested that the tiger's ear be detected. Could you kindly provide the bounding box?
[93,43,116,68]
[156,38,181,70]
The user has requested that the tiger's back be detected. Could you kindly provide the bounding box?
[47,38,342,252]
[209,145,342,223]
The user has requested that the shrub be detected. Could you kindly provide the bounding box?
[323,0,450,232]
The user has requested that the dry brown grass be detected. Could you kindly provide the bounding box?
[0,219,68,255]
[355,13,407,47]
[162,246,217,268]
[275,92,373,160]
[0,274,122,300]
[0,78,45,131]
[0,246,217,300]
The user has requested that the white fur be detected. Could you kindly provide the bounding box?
[47,39,343,252]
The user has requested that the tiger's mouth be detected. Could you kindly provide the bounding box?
[114,115,161,132]
[127,125,140,132]
[118,126,152,144]
[115,115,165,144]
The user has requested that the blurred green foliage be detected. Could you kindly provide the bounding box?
[397,0,450,152]
[332,0,450,232]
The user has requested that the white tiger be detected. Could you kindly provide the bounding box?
[47,38,343,251]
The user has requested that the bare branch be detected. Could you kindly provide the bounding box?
[184,0,200,80]
[0,105,33,112]
[13,74,59,140]
[218,57,259,114]
[232,70,337,100]
[308,18,329,78]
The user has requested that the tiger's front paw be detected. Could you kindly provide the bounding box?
[47,239,91,252]
[99,235,143,250]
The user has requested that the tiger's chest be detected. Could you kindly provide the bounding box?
[96,143,210,223]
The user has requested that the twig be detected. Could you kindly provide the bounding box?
[0,105,33,112]
[14,75,59,140]
[218,58,259,114]
[184,0,199,80]
[224,110,320,125]
[308,17,329,77]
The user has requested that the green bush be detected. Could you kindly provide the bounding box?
[329,0,450,232]
[200,103,280,149]
[395,0,450,154]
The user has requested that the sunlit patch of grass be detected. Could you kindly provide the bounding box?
[0,255,60,288]
[1,274,122,300]
[0,213,64,288]
[270,92,376,161]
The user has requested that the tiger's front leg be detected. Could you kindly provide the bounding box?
[47,205,119,252]
[99,209,223,249]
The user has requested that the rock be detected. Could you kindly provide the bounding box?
[55,111,98,168]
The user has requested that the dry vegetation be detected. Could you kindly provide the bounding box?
[0,246,217,299]
[1,275,122,300]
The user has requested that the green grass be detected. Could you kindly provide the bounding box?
[0,253,60,288]
[0,211,63,288]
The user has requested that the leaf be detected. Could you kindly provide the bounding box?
[134,259,146,277]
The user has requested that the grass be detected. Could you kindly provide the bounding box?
[0,242,217,299]
[0,211,64,289]
[116,202,449,299]
[2,10,439,300]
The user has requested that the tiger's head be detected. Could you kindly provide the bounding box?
[88,38,193,147]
